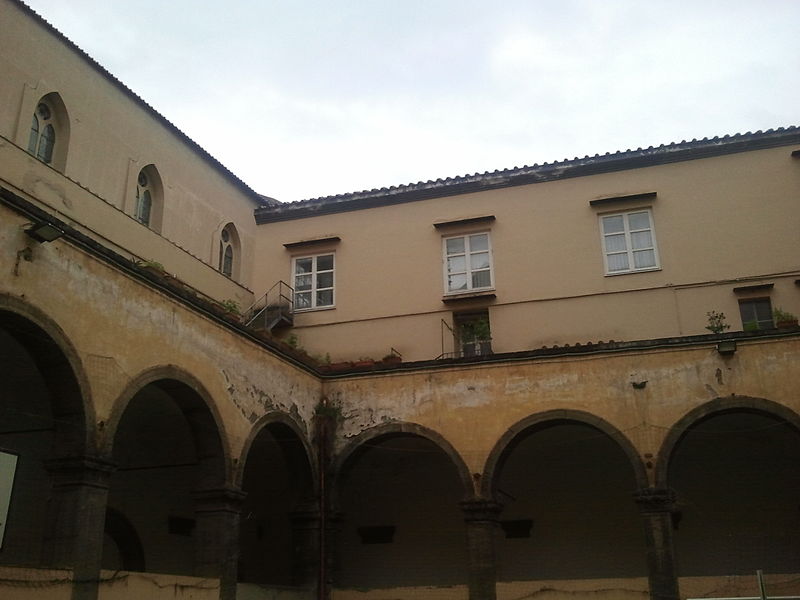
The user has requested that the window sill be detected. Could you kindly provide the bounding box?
[442,290,496,303]
[293,305,336,314]
[604,267,661,277]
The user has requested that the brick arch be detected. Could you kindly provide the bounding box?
[104,364,231,486]
[332,422,473,499]
[482,409,648,498]
[234,411,317,490]
[654,395,800,488]
[0,293,93,455]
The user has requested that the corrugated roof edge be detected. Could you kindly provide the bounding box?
[255,126,800,224]
[12,0,264,206]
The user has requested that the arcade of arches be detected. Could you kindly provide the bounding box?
[1,298,800,600]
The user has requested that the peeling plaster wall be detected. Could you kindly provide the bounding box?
[0,203,321,465]
[324,338,800,481]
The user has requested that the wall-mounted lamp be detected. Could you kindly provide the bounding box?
[25,221,64,243]
[716,340,737,356]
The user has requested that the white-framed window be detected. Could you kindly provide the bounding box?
[443,233,493,294]
[293,253,334,311]
[600,209,659,274]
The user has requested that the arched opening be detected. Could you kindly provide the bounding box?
[237,417,315,587]
[218,223,241,280]
[488,416,647,584]
[333,427,470,591]
[0,306,87,567]
[102,507,145,572]
[134,164,164,232]
[666,407,800,580]
[103,376,227,576]
[26,92,70,171]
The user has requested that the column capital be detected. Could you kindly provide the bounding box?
[193,485,247,514]
[634,487,677,513]
[459,498,503,523]
[44,455,116,489]
[289,501,321,527]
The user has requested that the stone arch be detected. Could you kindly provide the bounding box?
[235,411,316,488]
[656,395,800,579]
[236,412,318,586]
[103,364,231,485]
[654,395,800,488]
[332,421,473,498]
[332,422,473,590]
[482,409,648,498]
[102,365,233,578]
[0,293,93,455]
[484,409,649,583]
[103,506,145,572]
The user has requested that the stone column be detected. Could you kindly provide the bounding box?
[42,455,116,600]
[460,498,502,600]
[193,486,246,600]
[289,500,321,588]
[634,488,681,600]
[320,510,344,600]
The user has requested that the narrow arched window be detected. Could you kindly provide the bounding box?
[27,102,57,165]
[218,224,239,278]
[135,171,153,226]
[28,113,39,155]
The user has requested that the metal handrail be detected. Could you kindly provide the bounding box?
[244,280,294,329]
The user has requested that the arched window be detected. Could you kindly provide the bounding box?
[27,101,57,164]
[24,93,69,170]
[132,165,163,231]
[219,224,238,278]
[135,170,153,226]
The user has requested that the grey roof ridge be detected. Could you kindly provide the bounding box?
[12,0,264,206]
[255,125,800,222]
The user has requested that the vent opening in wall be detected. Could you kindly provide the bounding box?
[167,516,195,536]
[357,525,395,544]
[500,519,533,539]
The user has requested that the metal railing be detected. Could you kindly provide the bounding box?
[436,318,493,359]
[244,280,294,331]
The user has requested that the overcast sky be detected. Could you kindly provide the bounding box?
[22,0,800,202]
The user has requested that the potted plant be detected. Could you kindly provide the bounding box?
[705,311,730,334]
[136,259,167,277]
[381,350,402,365]
[353,356,376,368]
[743,321,759,332]
[773,307,798,329]
[460,318,492,357]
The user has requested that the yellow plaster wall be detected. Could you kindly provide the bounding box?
[325,336,800,482]
[0,203,320,463]
[0,566,73,600]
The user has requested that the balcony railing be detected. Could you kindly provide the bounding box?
[244,280,294,332]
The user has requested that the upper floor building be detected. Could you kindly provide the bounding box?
[252,131,800,362]
[0,0,261,309]
[2,0,798,367]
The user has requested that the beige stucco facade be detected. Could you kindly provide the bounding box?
[1,2,800,600]
[254,145,800,362]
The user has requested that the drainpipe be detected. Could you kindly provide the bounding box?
[317,397,329,600]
